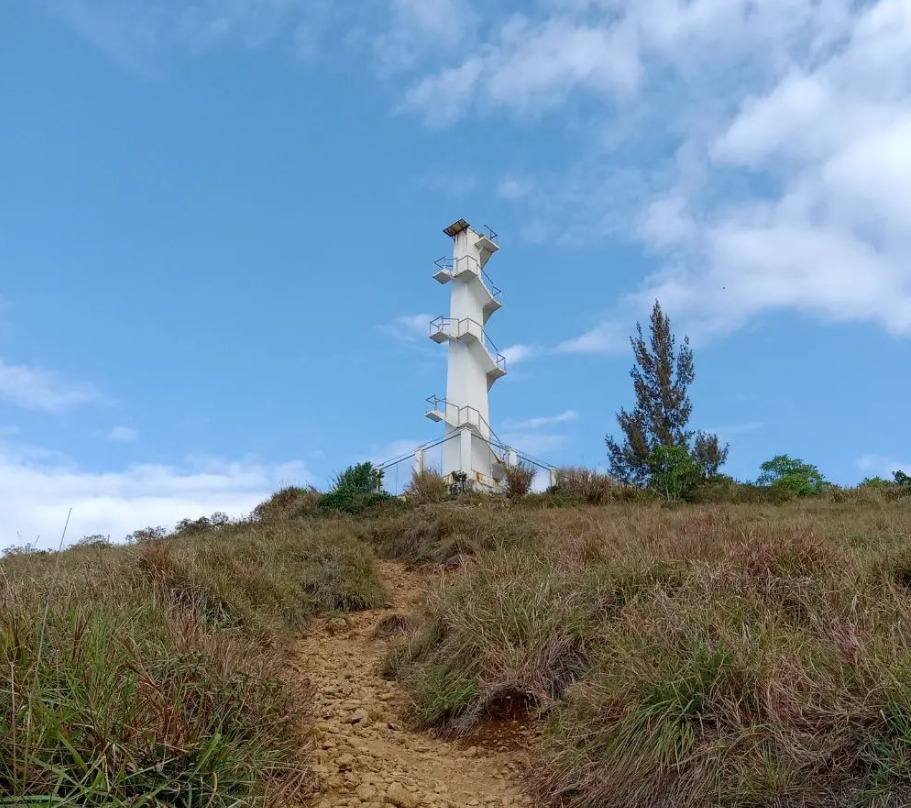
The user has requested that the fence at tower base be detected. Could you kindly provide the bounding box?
[376,429,556,498]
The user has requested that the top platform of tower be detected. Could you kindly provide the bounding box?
[443,218,470,237]
[443,219,499,257]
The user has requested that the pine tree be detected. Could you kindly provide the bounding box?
[606,301,727,484]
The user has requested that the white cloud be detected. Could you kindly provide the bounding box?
[501,343,540,365]
[635,0,911,342]
[858,455,911,479]
[405,16,641,124]
[0,440,311,550]
[380,313,433,342]
[455,0,911,350]
[556,319,628,354]
[375,0,477,72]
[0,359,106,413]
[106,426,139,443]
[504,410,579,430]
[404,0,858,125]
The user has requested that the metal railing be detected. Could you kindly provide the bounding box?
[433,256,502,303]
[425,395,504,443]
[482,224,499,245]
[375,423,555,496]
[428,317,507,372]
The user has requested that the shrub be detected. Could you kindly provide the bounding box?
[252,486,321,521]
[75,534,112,548]
[860,476,896,489]
[126,525,168,543]
[647,444,704,501]
[174,511,232,536]
[405,468,449,504]
[334,461,383,492]
[757,454,828,497]
[320,462,392,513]
[504,462,536,500]
[547,467,619,505]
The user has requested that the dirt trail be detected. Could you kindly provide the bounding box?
[298,561,532,808]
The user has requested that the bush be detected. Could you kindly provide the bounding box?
[546,467,620,505]
[504,462,535,500]
[252,486,321,521]
[173,511,231,536]
[757,454,828,497]
[405,468,449,504]
[647,445,704,501]
[319,462,393,513]
[860,476,896,489]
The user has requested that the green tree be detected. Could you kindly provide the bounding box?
[756,455,827,497]
[859,476,895,489]
[606,301,728,484]
[647,445,705,501]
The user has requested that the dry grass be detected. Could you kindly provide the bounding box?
[504,462,536,501]
[405,469,449,504]
[378,499,911,808]
[0,515,385,807]
[7,484,911,807]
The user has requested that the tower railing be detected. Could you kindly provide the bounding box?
[433,256,502,303]
[428,317,507,372]
[482,224,499,245]
[425,395,504,443]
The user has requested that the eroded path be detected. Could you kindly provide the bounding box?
[298,561,531,808]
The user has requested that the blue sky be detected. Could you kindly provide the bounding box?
[2,0,910,546]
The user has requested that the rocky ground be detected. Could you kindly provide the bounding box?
[297,561,532,808]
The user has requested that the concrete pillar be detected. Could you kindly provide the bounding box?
[460,428,473,479]
[507,449,518,468]
[413,449,426,475]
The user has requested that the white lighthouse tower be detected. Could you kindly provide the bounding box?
[426,219,507,490]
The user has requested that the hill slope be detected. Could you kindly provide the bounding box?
[4,492,911,807]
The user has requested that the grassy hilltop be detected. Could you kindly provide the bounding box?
[3,479,911,807]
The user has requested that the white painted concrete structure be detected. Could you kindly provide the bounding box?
[426,219,507,490]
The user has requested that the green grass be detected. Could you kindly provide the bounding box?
[0,512,386,807]
[375,499,911,808]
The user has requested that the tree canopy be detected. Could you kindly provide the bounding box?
[606,301,727,487]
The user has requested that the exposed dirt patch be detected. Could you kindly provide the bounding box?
[298,561,533,807]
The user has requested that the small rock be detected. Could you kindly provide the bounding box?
[326,616,349,635]
[347,708,370,724]
[386,782,418,808]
